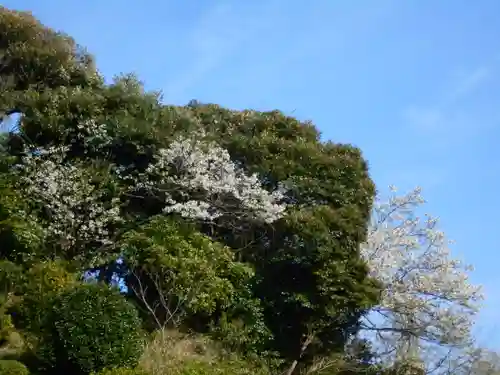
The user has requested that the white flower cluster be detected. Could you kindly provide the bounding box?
[361,186,484,364]
[74,119,114,152]
[120,133,288,224]
[17,146,122,254]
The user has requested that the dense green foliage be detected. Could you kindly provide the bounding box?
[0,6,430,375]
[122,216,253,323]
[49,284,144,374]
[13,280,144,374]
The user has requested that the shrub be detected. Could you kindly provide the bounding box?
[0,360,29,375]
[37,283,144,375]
[12,261,79,335]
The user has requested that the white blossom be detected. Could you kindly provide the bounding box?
[74,119,114,151]
[16,145,122,260]
[119,132,288,225]
[360,186,484,371]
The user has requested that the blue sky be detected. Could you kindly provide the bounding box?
[4,0,500,349]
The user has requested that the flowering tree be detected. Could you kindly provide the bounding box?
[13,122,288,264]
[360,186,484,372]
[14,145,123,266]
[117,131,288,225]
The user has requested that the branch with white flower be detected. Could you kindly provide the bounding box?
[360,186,484,371]
[117,132,288,226]
[15,144,122,265]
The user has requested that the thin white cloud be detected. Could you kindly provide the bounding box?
[397,64,494,192]
[403,106,443,132]
[162,1,399,103]
[446,66,490,104]
[163,1,281,100]
[403,64,493,136]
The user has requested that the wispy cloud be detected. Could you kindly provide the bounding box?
[395,63,495,192]
[163,1,281,100]
[403,63,495,141]
[162,1,399,104]
[403,106,444,132]
[446,66,490,103]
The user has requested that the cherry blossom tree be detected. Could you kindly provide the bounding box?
[13,123,288,266]
[116,131,288,225]
[360,186,484,372]
[14,144,123,266]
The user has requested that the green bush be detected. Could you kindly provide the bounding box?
[0,360,29,375]
[38,283,145,375]
[12,261,79,337]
